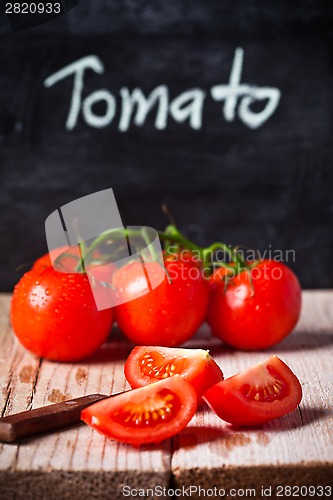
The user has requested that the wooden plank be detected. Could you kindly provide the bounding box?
[0,295,171,499]
[0,291,332,499]
[172,291,333,493]
[0,294,42,476]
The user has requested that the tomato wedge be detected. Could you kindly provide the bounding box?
[81,375,197,446]
[203,356,302,426]
[124,346,223,398]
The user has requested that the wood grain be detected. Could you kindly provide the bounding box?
[172,293,333,494]
[0,291,332,499]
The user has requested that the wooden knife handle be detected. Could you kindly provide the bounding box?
[0,393,110,443]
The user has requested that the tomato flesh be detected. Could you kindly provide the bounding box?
[240,364,289,403]
[111,388,181,429]
[124,346,223,398]
[81,375,197,446]
[203,356,302,426]
[207,260,302,350]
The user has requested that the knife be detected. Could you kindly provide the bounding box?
[0,393,115,443]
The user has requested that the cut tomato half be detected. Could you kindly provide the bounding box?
[203,356,302,426]
[81,375,197,446]
[124,346,224,398]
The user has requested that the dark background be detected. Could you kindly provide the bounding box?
[0,0,333,290]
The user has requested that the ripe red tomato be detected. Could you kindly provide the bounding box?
[165,249,202,266]
[33,246,105,273]
[114,257,209,346]
[207,260,302,350]
[10,266,113,361]
[124,346,223,398]
[33,246,80,271]
[81,375,197,446]
[203,355,302,426]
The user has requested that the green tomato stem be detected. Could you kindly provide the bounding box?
[70,223,249,278]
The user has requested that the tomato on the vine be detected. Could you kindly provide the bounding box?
[203,355,302,426]
[81,375,197,446]
[33,246,106,274]
[114,256,209,346]
[33,246,80,272]
[124,346,223,398]
[10,265,113,361]
[164,249,202,267]
[207,259,302,350]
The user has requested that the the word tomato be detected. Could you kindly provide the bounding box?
[124,346,223,398]
[114,257,209,346]
[10,266,113,361]
[81,375,197,446]
[203,355,302,426]
[207,260,302,350]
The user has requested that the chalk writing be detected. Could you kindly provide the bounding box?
[44,48,281,131]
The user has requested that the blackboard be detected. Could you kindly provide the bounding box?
[1,0,333,290]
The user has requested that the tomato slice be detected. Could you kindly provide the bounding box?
[81,375,197,446]
[124,346,223,398]
[203,356,302,426]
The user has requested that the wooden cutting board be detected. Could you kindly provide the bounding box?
[0,291,332,500]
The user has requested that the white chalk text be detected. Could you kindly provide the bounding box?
[44,48,281,131]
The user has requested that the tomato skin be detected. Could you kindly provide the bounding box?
[81,375,197,446]
[33,246,104,273]
[164,249,202,267]
[203,356,302,426]
[114,257,209,346]
[33,246,80,271]
[10,266,113,362]
[207,260,302,350]
[124,346,223,398]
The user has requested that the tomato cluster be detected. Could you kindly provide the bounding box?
[10,242,301,361]
[81,346,302,446]
[9,226,304,447]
